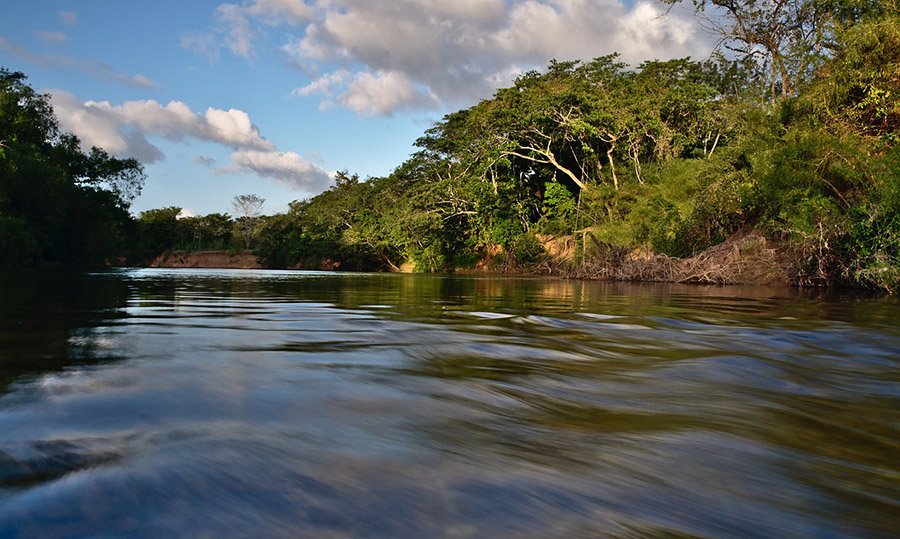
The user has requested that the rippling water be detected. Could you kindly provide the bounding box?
[1,269,898,537]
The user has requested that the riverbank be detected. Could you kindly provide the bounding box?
[148,250,263,269]
[148,231,803,289]
[559,232,793,286]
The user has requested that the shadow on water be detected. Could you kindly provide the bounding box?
[0,270,132,390]
[0,268,898,537]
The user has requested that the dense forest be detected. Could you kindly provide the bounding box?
[0,69,146,266]
[1,0,897,289]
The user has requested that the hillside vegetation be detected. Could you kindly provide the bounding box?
[248,2,899,289]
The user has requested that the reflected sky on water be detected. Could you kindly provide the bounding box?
[1,269,898,537]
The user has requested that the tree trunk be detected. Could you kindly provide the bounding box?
[708,132,721,158]
[630,144,643,184]
[607,147,618,190]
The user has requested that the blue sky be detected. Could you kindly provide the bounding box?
[1,0,710,216]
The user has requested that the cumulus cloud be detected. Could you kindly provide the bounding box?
[0,37,159,88]
[205,107,276,150]
[292,68,350,97]
[291,68,350,110]
[49,91,274,160]
[60,10,78,26]
[295,66,438,116]
[224,150,332,192]
[194,0,713,115]
[298,0,709,114]
[48,90,165,163]
[48,91,330,193]
[339,70,438,116]
[493,0,698,62]
[34,31,68,43]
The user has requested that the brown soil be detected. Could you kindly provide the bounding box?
[535,234,577,261]
[149,250,263,269]
[147,233,796,287]
[538,231,793,286]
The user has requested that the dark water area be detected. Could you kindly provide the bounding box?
[0,268,898,537]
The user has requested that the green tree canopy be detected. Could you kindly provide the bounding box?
[0,68,146,265]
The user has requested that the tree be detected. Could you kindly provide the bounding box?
[1,68,146,265]
[137,207,183,260]
[232,193,265,249]
[197,212,234,249]
[666,0,879,103]
[801,8,900,138]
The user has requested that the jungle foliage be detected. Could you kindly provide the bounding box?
[248,1,898,289]
[0,69,146,266]
[2,1,896,289]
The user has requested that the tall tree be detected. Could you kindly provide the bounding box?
[232,193,265,249]
[667,0,881,102]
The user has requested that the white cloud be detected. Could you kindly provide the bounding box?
[292,68,351,110]
[49,92,273,159]
[245,0,312,25]
[491,1,699,64]
[34,31,68,43]
[292,68,350,97]
[216,3,257,58]
[339,70,437,116]
[204,107,276,150]
[198,0,713,115]
[177,208,197,219]
[48,91,327,193]
[225,150,332,192]
[613,2,697,60]
[49,90,166,163]
[59,10,78,26]
[56,96,275,155]
[186,0,313,59]
[0,37,159,88]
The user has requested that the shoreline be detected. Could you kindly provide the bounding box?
[147,250,263,270]
[145,232,801,289]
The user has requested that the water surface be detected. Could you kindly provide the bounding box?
[1,269,898,537]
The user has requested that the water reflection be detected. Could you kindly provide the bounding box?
[0,269,898,537]
[0,270,130,391]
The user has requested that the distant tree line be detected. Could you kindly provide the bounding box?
[132,195,266,262]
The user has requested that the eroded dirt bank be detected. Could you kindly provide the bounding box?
[455,232,797,286]
[542,232,794,286]
[148,233,802,288]
[149,251,262,269]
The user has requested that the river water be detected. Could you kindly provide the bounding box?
[0,269,898,537]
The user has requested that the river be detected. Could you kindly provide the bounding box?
[1,269,898,537]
